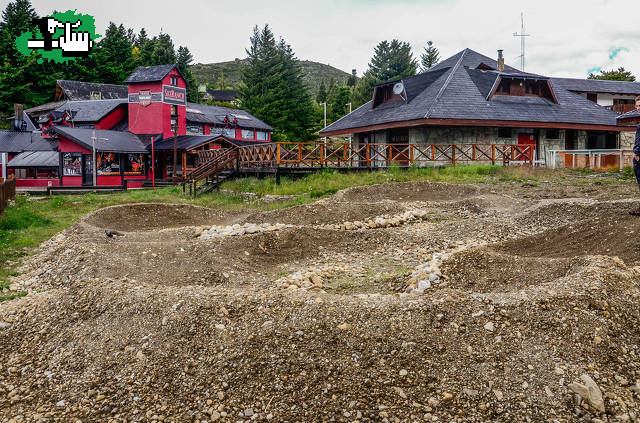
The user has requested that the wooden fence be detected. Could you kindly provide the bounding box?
[236,142,534,169]
[0,175,16,215]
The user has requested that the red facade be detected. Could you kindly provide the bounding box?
[127,69,187,138]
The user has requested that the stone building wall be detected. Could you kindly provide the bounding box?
[621,130,636,150]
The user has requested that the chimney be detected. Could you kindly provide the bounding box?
[12,104,24,131]
[497,50,505,72]
[352,69,357,76]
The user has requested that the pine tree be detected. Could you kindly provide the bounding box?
[239,25,315,141]
[328,85,351,123]
[133,28,154,66]
[152,32,176,65]
[588,67,636,81]
[316,79,327,103]
[351,39,417,108]
[420,41,440,72]
[177,45,200,103]
[0,0,37,63]
[92,22,135,83]
[216,71,231,90]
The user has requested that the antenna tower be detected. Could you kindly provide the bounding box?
[513,12,530,71]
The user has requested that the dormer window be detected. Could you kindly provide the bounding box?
[490,75,558,104]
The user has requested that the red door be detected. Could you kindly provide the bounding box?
[517,133,535,161]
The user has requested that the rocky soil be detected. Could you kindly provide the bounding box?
[1,180,640,422]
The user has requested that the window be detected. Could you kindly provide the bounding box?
[170,76,178,86]
[498,127,512,138]
[223,128,235,139]
[241,129,255,140]
[186,153,197,169]
[498,79,510,94]
[62,152,82,176]
[256,131,268,141]
[186,123,204,135]
[546,129,560,139]
[124,154,145,175]
[97,152,120,175]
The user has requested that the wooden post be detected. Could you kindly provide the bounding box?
[452,145,456,167]
[491,144,496,165]
[298,143,302,167]
[472,144,476,161]
[410,144,414,165]
[320,142,325,168]
[366,144,371,167]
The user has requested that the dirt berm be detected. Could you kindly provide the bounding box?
[1,180,640,423]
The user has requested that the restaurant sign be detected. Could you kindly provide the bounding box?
[139,89,151,107]
[162,85,186,106]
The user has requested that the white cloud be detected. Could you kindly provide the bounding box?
[28,0,640,79]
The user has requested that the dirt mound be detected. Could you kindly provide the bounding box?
[246,200,408,225]
[498,212,640,265]
[441,248,579,293]
[85,203,240,232]
[337,181,480,203]
[5,180,640,422]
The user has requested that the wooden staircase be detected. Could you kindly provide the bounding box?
[182,148,238,196]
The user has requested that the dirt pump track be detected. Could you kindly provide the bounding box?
[1,180,640,422]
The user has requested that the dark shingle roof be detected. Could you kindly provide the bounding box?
[52,99,126,123]
[151,134,228,151]
[7,151,59,168]
[57,80,128,100]
[551,78,640,95]
[0,130,52,153]
[186,103,273,131]
[617,109,639,120]
[53,127,147,153]
[186,109,217,124]
[320,48,621,135]
[124,64,187,84]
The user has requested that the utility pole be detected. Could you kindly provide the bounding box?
[320,102,327,142]
[172,123,178,184]
[513,12,530,72]
[91,129,108,186]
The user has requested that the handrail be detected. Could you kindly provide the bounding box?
[183,147,238,195]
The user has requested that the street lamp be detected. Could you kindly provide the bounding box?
[320,102,327,142]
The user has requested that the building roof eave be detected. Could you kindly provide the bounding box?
[318,118,626,137]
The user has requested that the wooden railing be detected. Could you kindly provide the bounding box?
[0,175,16,215]
[183,148,238,195]
[236,142,534,168]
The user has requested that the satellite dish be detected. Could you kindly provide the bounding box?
[393,82,405,95]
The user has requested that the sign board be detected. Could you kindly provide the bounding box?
[162,85,186,106]
[139,89,151,107]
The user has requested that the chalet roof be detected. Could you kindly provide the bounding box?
[319,48,621,135]
[617,109,639,120]
[551,77,640,95]
[124,64,188,85]
[53,127,147,153]
[8,151,59,168]
[56,80,128,100]
[25,100,67,115]
[205,90,237,102]
[186,102,273,131]
[151,134,229,151]
[52,99,126,123]
[0,130,52,153]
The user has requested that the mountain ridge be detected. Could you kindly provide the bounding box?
[191,59,355,97]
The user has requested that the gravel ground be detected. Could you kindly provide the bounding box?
[1,180,640,423]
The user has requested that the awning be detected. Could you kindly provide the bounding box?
[8,151,59,168]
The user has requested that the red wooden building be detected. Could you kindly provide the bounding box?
[0,64,272,188]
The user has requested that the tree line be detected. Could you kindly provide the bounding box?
[0,0,199,120]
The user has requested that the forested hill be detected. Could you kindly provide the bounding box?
[191,59,354,96]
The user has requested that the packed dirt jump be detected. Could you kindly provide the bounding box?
[2,180,640,422]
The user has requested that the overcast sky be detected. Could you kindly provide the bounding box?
[24,0,640,79]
